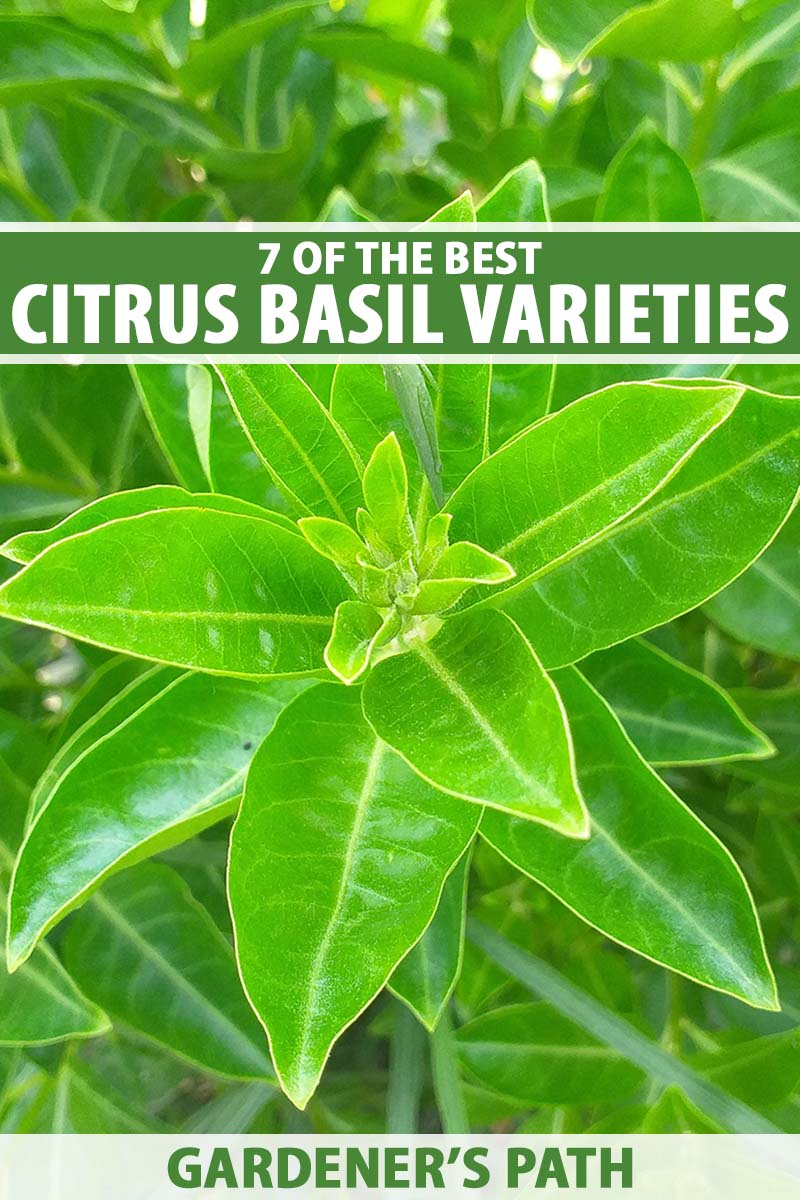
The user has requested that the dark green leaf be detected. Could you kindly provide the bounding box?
[65,863,274,1080]
[456,1002,643,1104]
[580,639,774,765]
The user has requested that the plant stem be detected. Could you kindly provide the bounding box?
[386,1002,425,1133]
[688,60,721,168]
[430,1005,469,1134]
[469,919,780,1135]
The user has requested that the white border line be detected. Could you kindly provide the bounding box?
[0,222,798,363]
[0,221,799,232]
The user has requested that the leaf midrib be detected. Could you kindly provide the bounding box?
[295,739,386,1078]
[89,890,267,1073]
[415,640,541,797]
[496,425,799,601]
[11,602,332,626]
[229,367,353,523]
[497,404,731,559]
[587,817,758,997]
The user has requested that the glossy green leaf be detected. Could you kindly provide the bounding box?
[410,544,515,614]
[1,485,296,564]
[18,1057,154,1134]
[8,670,308,968]
[498,386,800,668]
[432,365,491,500]
[324,600,384,683]
[228,683,479,1108]
[303,27,483,109]
[0,507,349,676]
[361,433,414,554]
[0,790,109,1047]
[0,15,168,103]
[580,639,773,765]
[705,508,800,659]
[724,688,800,805]
[179,2,319,96]
[0,894,110,1047]
[449,380,741,609]
[363,608,588,835]
[214,363,363,522]
[700,134,800,220]
[390,849,471,1030]
[65,863,274,1081]
[456,1002,643,1104]
[432,543,514,585]
[481,670,777,1008]
[330,365,421,486]
[30,666,181,823]
[477,160,549,223]
[529,0,743,65]
[597,124,702,220]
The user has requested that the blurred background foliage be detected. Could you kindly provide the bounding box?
[1,0,800,1136]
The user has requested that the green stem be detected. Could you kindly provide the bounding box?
[469,919,780,1135]
[687,60,721,168]
[386,1002,425,1133]
[0,164,56,221]
[430,1005,469,1134]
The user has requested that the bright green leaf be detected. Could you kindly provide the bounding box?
[0,508,349,676]
[362,433,414,554]
[324,600,384,683]
[214,363,363,522]
[1,484,296,564]
[529,0,743,66]
[597,124,703,221]
[580,639,774,765]
[363,608,588,835]
[8,670,308,968]
[498,386,800,667]
[228,683,479,1108]
[477,160,549,222]
[390,849,471,1030]
[480,669,778,1009]
[449,380,742,610]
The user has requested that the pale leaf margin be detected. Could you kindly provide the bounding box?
[388,840,475,1032]
[453,378,745,610]
[226,687,481,1109]
[0,506,336,681]
[480,670,779,1011]
[6,668,242,971]
[587,638,776,767]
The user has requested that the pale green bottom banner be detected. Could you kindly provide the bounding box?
[1,1135,799,1199]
